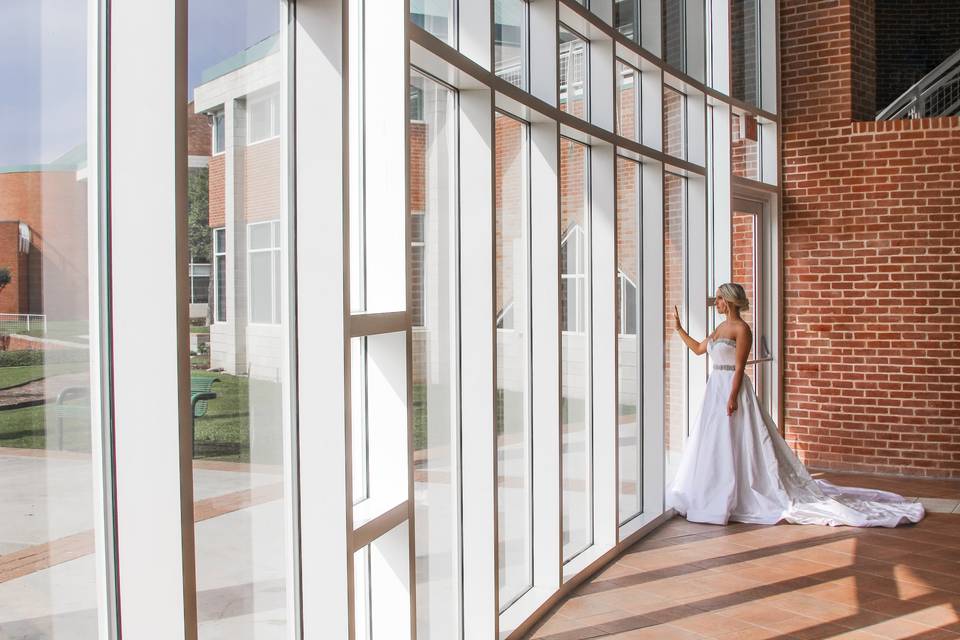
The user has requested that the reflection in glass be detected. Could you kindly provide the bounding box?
[614,0,638,40]
[731,113,759,180]
[617,157,642,523]
[411,0,455,44]
[352,337,369,503]
[410,70,460,639]
[495,112,532,609]
[187,2,293,636]
[354,546,371,640]
[0,1,103,634]
[663,0,685,70]
[559,25,589,121]
[731,211,758,386]
[664,173,687,482]
[664,86,686,159]
[732,0,760,105]
[560,137,592,562]
[617,61,640,142]
[495,0,528,90]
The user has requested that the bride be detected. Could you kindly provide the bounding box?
[667,283,924,528]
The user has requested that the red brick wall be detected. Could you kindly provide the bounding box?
[241,138,281,223]
[187,102,212,157]
[208,155,226,228]
[0,171,88,320]
[781,0,960,478]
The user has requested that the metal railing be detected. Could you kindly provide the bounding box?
[0,313,48,334]
[877,47,960,120]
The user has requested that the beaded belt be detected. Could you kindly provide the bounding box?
[713,364,736,371]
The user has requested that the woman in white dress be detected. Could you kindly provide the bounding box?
[666,283,924,528]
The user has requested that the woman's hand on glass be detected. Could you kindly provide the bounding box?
[673,305,682,333]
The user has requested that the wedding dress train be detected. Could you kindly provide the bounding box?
[666,337,925,528]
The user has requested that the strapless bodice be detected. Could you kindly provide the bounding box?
[708,337,738,369]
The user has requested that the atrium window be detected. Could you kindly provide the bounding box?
[559,25,590,121]
[495,0,529,90]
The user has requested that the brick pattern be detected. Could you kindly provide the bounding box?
[208,154,226,228]
[731,114,759,179]
[875,0,960,113]
[781,0,960,478]
[664,88,685,160]
[731,212,756,387]
[187,101,213,157]
[731,0,759,106]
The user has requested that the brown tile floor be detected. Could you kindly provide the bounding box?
[527,473,960,639]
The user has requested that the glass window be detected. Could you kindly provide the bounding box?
[0,1,107,633]
[190,263,212,304]
[213,227,227,323]
[212,110,226,153]
[410,69,460,640]
[560,137,592,562]
[731,0,760,105]
[663,86,686,159]
[495,111,532,609]
[664,172,687,482]
[559,25,590,121]
[247,220,281,325]
[617,60,641,142]
[732,112,760,180]
[495,0,529,89]
[663,0,685,70]
[247,91,280,144]
[411,0,455,44]
[617,156,642,523]
[187,4,293,637]
[614,0,638,39]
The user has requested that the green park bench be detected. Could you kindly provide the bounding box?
[54,376,220,453]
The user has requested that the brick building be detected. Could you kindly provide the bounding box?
[780,0,960,478]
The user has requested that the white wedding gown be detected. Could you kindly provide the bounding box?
[666,337,925,528]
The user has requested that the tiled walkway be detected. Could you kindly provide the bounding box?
[528,473,960,639]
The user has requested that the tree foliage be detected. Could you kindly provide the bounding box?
[188,168,211,263]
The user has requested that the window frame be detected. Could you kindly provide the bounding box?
[246,90,281,146]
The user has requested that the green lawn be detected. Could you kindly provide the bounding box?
[0,370,258,461]
[0,362,86,390]
[18,320,90,342]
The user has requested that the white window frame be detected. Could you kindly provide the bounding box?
[211,109,226,155]
[560,223,588,335]
[246,219,282,325]
[213,227,226,323]
[246,90,281,145]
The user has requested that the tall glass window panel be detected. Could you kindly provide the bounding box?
[616,157,643,523]
[560,137,592,562]
[410,70,460,639]
[0,2,106,635]
[614,0,638,40]
[187,2,294,636]
[731,113,759,180]
[411,0,456,44]
[349,0,367,312]
[664,172,687,482]
[559,25,589,121]
[663,0,685,70]
[495,0,528,90]
[731,0,760,105]
[731,210,758,387]
[663,86,686,160]
[495,112,533,609]
[616,61,641,142]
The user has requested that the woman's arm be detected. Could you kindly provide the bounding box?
[673,306,708,355]
[727,324,753,415]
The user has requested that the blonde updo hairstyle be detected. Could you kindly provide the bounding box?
[717,283,749,311]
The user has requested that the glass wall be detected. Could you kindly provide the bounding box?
[664,172,687,482]
[0,2,104,635]
[495,0,528,89]
[617,156,643,523]
[186,2,294,636]
[559,25,590,121]
[732,0,760,105]
[560,137,592,562]
[0,1,781,637]
[495,112,532,609]
[410,69,460,640]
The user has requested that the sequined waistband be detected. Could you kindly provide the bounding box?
[713,364,736,371]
